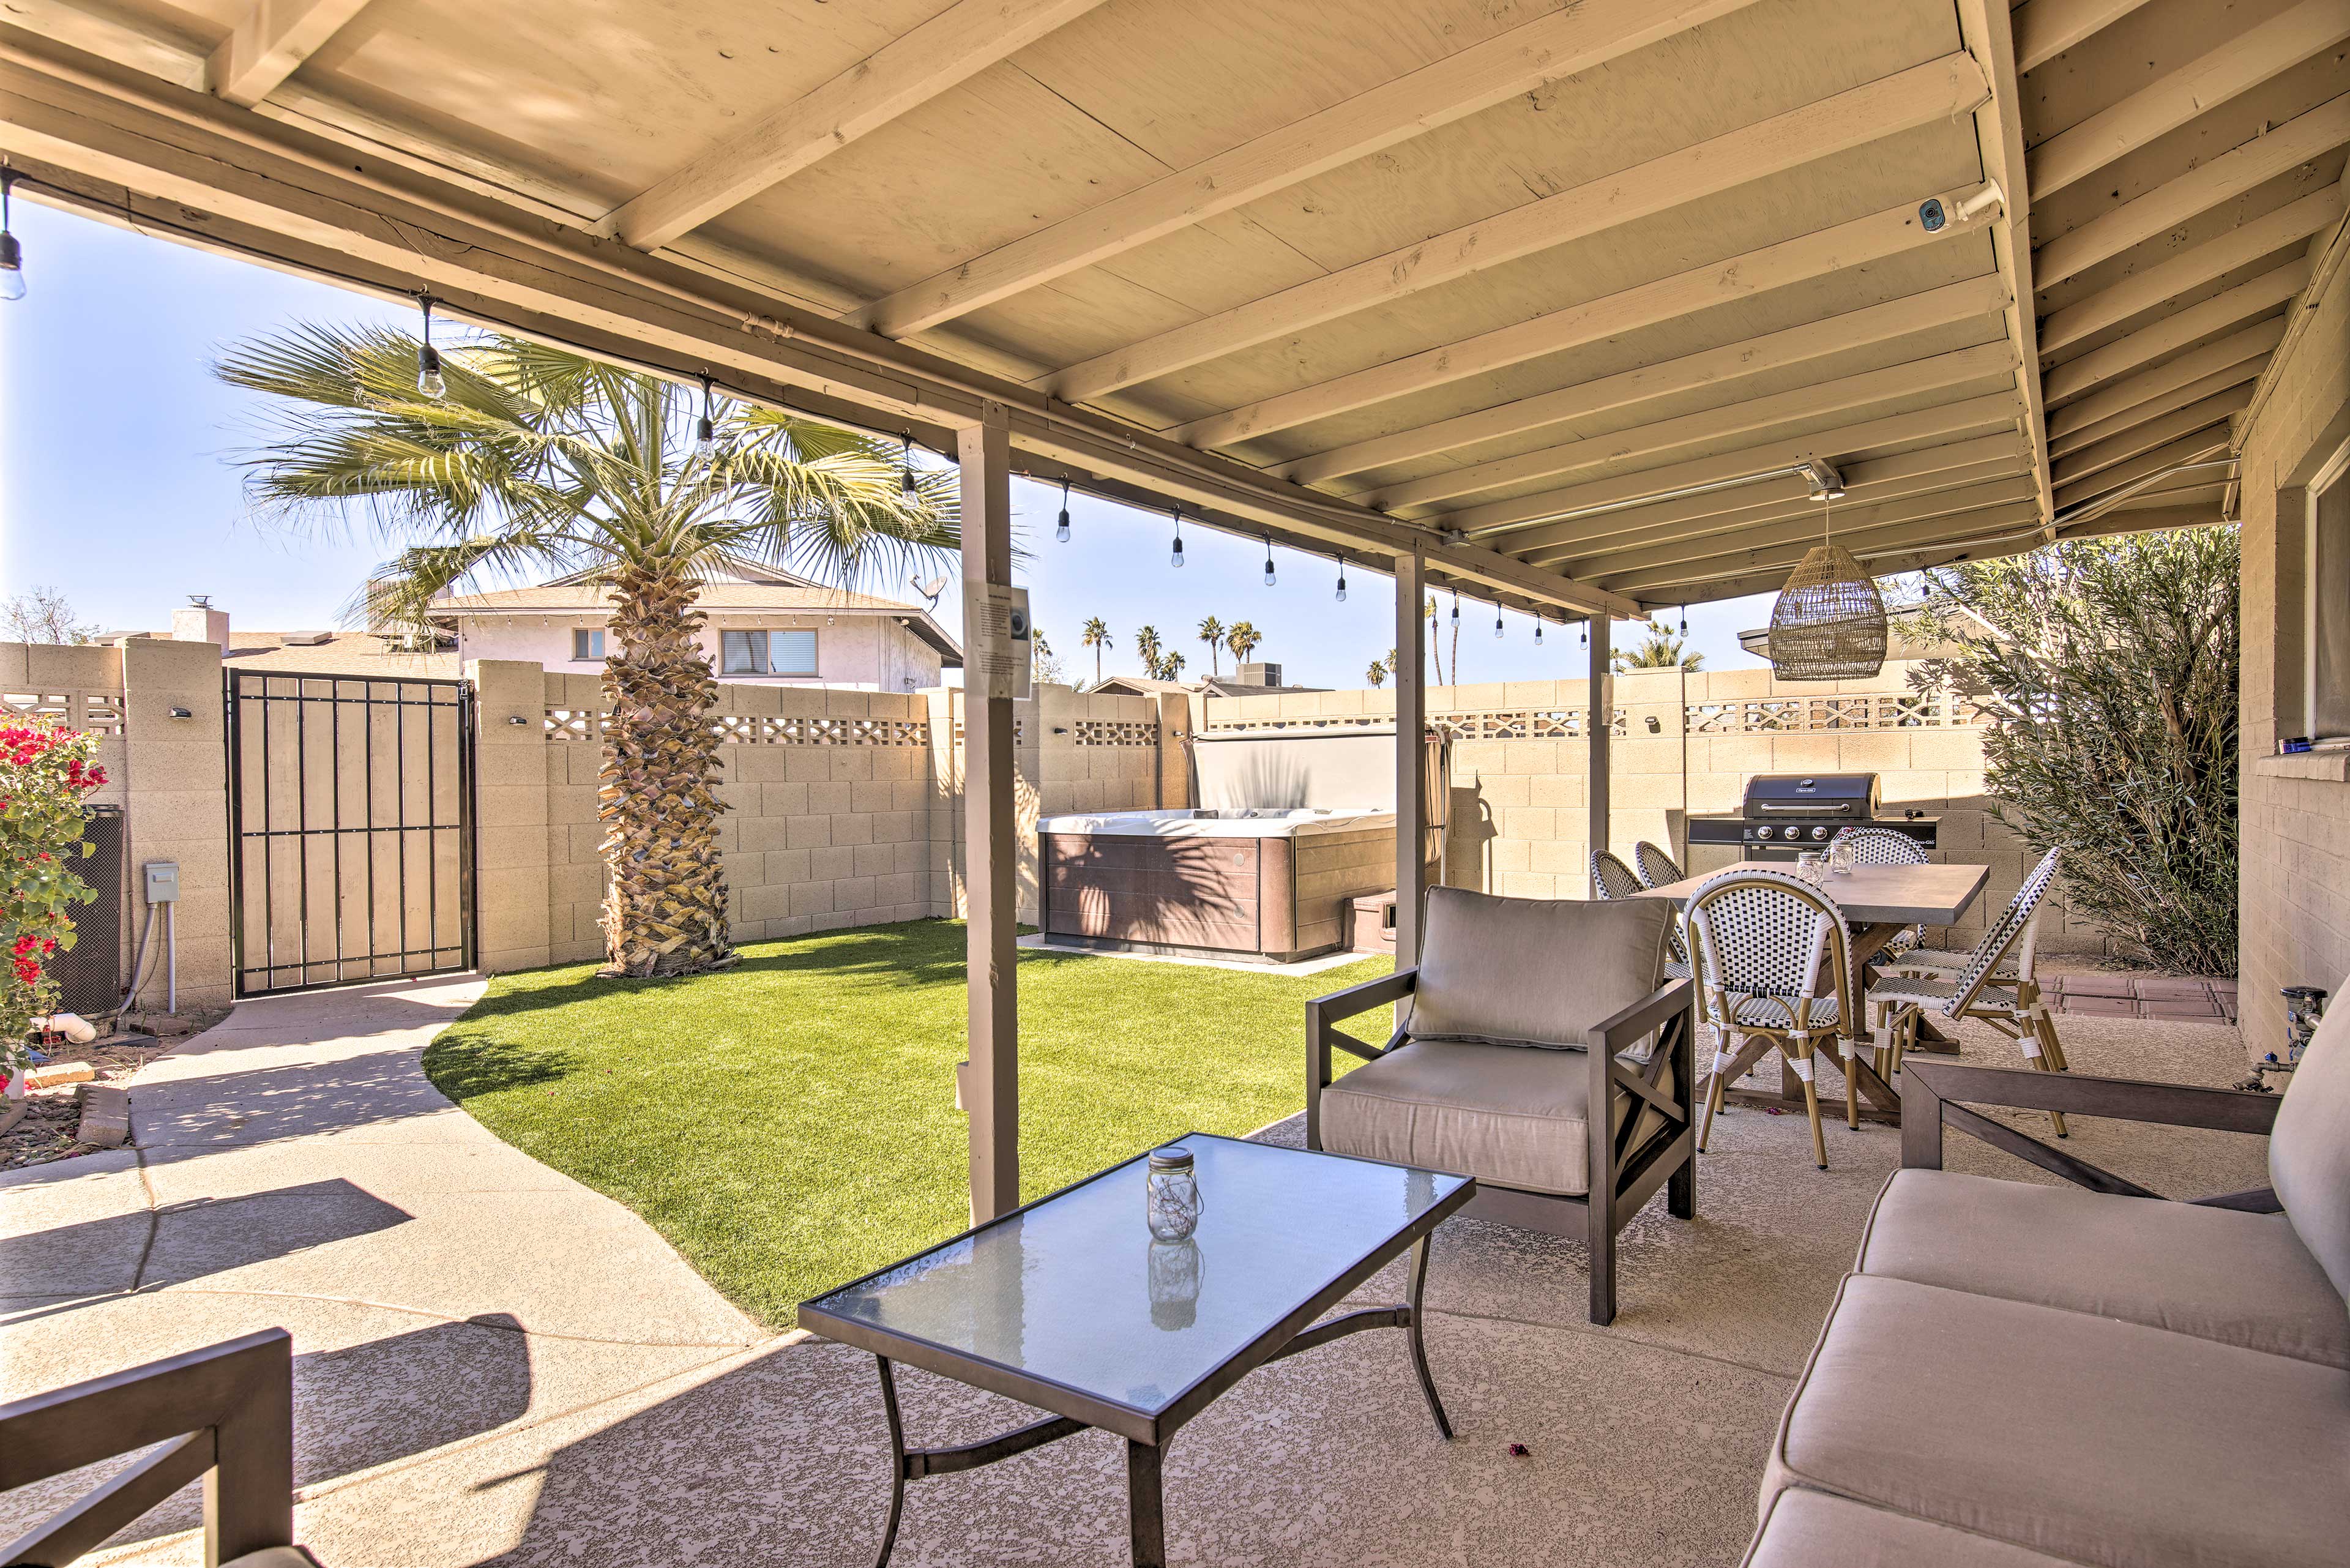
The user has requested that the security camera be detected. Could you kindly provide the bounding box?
[1919,197,1949,233]
[1920,183,2004,234]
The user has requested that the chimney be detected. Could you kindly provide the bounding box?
[1236,661,1282,687]
[173,595,230,649]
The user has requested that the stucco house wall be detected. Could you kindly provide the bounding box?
[452,611,946,692]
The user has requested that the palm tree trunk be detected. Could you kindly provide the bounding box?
[598,566,734,977]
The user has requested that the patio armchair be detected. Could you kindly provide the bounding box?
[1742,998,2350,1566]
[1869,847,2072,1135]
[1304,886,1696,1326]
[0,1329,313,1568]
[1687,867,1860,1168]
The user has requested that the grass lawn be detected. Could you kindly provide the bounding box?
[423,919,1390,1327]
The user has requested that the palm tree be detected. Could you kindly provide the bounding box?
[1161,650,1187,681]
[218,324,955,979]
[1080,616,1112,684]
[1612,621,1707,673]
[1135,624,1163,679]
[1225,621,1262,670]
[1423,597,1443,685]
[1365,658,1387,689]
[1196,615,1225,677]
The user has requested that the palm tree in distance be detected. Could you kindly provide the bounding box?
[1196,615,1225,677]
[218,324,955,978]
[1612,621,1707,673]
[1162,650,1187,681]
[1136,624,1163,679]
[1366,658,1387,689]
[1080,616,1112,685]
[1423,597,1444,685]
[1226,621,1263,671]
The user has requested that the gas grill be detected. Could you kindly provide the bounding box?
[1686,773,1936,862]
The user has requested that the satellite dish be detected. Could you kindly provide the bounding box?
[910,575,948,608]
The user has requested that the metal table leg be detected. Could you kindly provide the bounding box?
[1127,1439,1166,1568]
[1404,1235,1453,1440]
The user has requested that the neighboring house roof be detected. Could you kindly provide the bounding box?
[1089,674,1326,698]
[431,568,963,663]
[119,631,461,678]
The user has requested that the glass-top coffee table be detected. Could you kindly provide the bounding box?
[799,1132,1474,1567]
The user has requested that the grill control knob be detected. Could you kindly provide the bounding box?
[1810,826,1830,842]
[1754,825,1774,841]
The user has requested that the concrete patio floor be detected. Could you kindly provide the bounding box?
[1,971,2269,1567]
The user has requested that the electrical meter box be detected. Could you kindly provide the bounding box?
[143,861,181,903]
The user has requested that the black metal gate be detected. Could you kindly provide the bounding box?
[226,670,476,997]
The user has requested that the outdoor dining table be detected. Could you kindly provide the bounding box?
[1635,859,1990,1122]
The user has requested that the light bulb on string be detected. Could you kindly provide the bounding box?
[1333,553,1347,603]
[1055,477,1071,543]
[1450,594,1460,628]
[1263,534,1277,588]
[1494,608,1504,640]
[1580,621,1588,650]
[0,171,24,302]
[1169,506,1185,569]
[414,293,446,399]
[1679,604,1689,637]
[693,373,718,461]
[1534,615,1545,646]
[899,435,918,499]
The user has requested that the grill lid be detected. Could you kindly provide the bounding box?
[1741,772,1881,818]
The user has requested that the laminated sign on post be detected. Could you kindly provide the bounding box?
[964,581,1032,701]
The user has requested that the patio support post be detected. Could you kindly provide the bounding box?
[957,398,1020,1224]
[1588,616,1613,864]
[1393,551,1427,964]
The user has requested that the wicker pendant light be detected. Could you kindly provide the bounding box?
[1767,490,1886,681]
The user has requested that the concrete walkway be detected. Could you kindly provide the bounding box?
[0,974,768,1564]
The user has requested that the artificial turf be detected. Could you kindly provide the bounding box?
[422,919,1391,1327]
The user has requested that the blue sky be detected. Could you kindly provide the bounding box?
[2,204,1773,682]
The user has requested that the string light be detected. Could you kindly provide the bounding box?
[1580,621,1588,650]
[1263,534,1277,588]
[1494,607,1504,640]
[693,373,718,461]
[414,293,446,399]
[899,434,918,499]
[1169,505,1185,569]
[1055,477,1071,543]
[1679,603,1689,637]
[1534,614,1545,646]
[1334,553,1348,603]
[0,171,23,302]
[1450,594,1460,630]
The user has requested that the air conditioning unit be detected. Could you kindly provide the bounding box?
[1237,662,1282,687]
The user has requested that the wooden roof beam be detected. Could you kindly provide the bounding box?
[2029,1,2350,198]
[2039,183,2343,353]
[1171,182,2009,452]
[1041,53,1990,403]
[1601,494,2047,594]
[2013,0,2160,73]
[1280,276,2009,491]
[602,0,1113,250]
[848,0,1764,338]
[1526,435,2029,567]
[2046,318,2283,441]
[206,0,376,107]
[1443,394,2022,542]
[2053,429,2236,509]
[2035,91,2350,285]
[2050,389,2254,489]
[2048,360,2266,457]
[1955,0,2056,538]
[1576,475,2039,582]
[2043,259,2309,402]
[1371,342,2016,514]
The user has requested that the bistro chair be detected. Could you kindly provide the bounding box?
[1687,867,1859,1170]
[1828,824,1929,958]
[1305,886,1697,1326]
[1602,845,1690,978]
[1631,840,1685,889]
[1589,848,1644,901]
[1870,848,2073,1134]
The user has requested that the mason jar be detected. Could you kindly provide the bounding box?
[1145,1146,1201,1241]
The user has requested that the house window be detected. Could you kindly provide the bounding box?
[721,629,818,677]
[572,629,605,661]
[2309,440,2350,743]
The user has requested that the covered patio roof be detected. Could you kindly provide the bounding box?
[10,0,2327,613]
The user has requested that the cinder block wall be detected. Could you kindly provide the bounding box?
[2237,250,2350,1052]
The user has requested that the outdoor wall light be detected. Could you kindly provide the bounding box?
[168,706,192,720]
[0,171,24,302]
[509,715,530,726]
[1055,477,1071,543]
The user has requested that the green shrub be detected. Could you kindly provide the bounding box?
[1913,528,2239,976]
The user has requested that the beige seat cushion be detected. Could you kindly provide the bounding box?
[1408,885,1672,1049]
[2274,992,2350,1302]
[1857,1169,2350,1368]
[1319,1039,1669,1197]
[1744,1488,2085,1567]
[224,1550,320,1568]
[1764,1274,2350,1568]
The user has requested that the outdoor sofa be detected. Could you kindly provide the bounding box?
[1742,992,2350,1566]
[1305,886,1697,1326]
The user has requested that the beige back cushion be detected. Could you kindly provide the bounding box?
[2274,990,2350,1301]
[1408,886,1673,1050]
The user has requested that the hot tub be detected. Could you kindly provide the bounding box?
[1039,807,1398,961]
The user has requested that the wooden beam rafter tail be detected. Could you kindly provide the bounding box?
[2013,0,2160,73]
[206,0,376,107]
[1040,52,1990,403]
[604,0,1113,250]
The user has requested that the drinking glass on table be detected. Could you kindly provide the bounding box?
[1796,851,1828,886]
[1829,838,1854,876]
